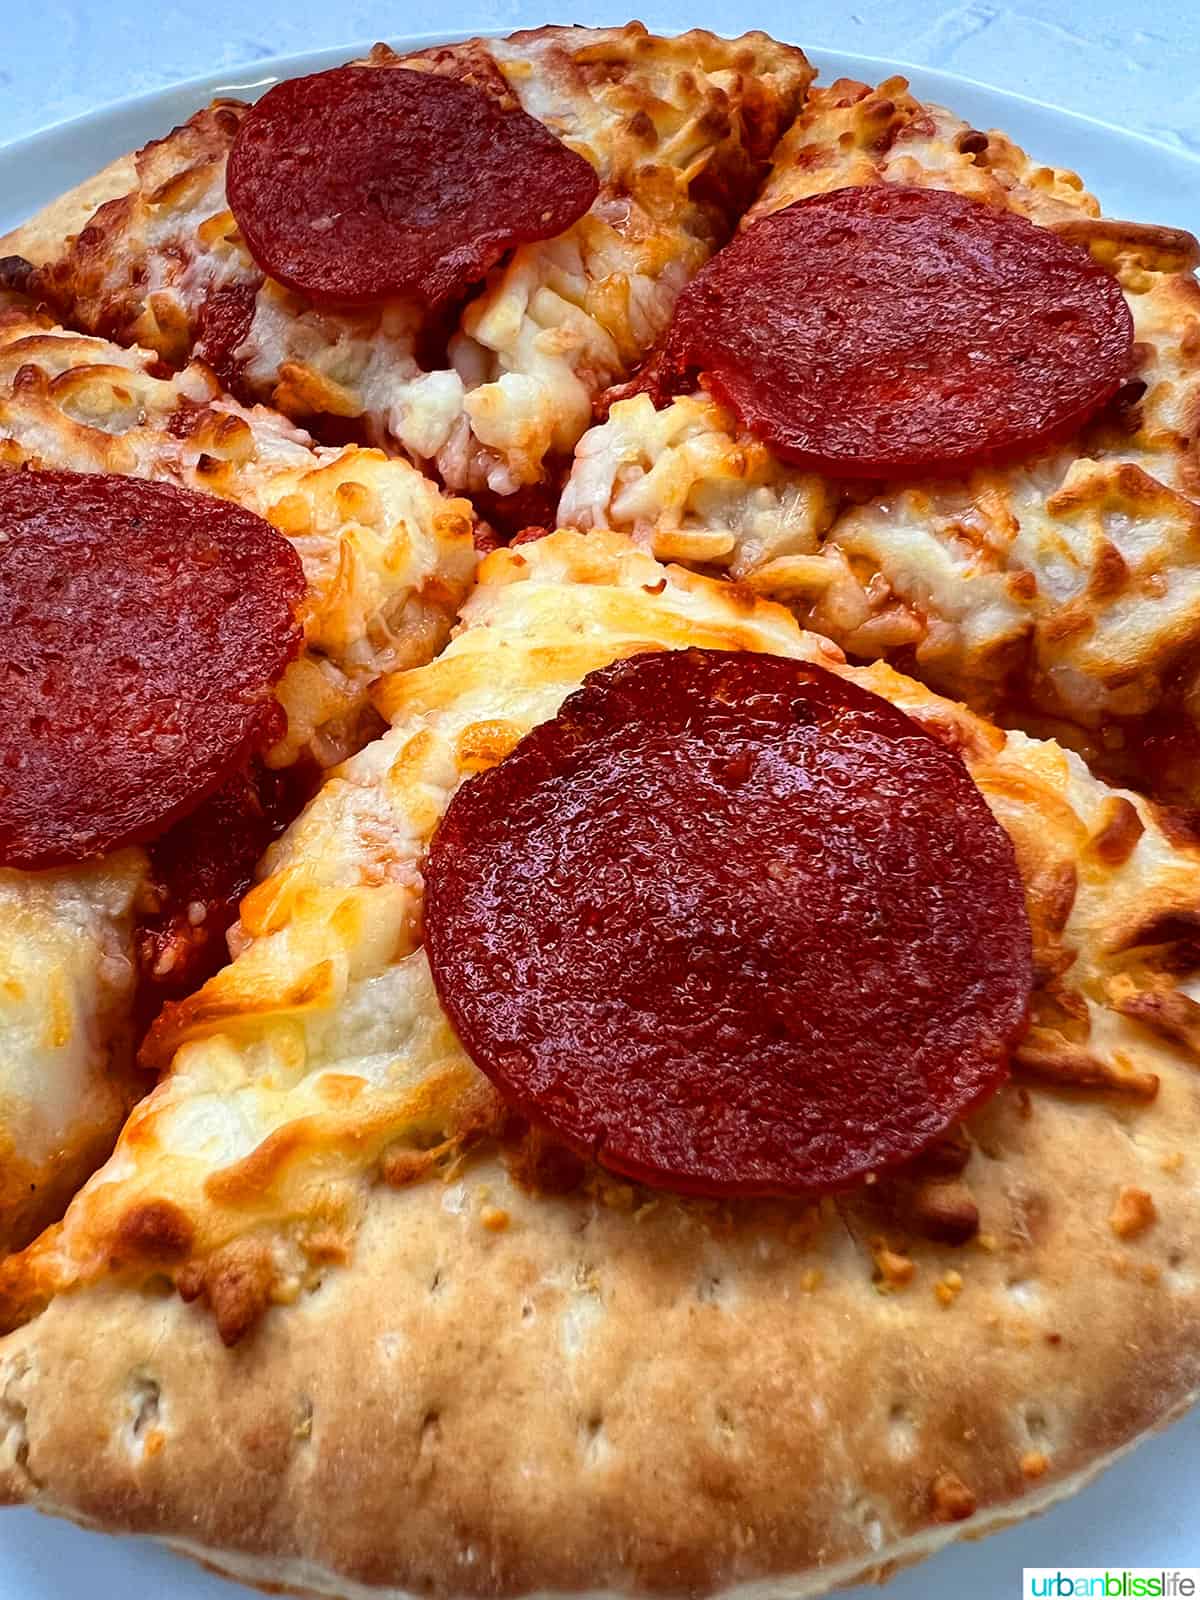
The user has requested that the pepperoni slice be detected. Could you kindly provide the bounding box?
[425,648,1032,1197]
[0,471,305,869]
[657,185,1134,479]
[226,66,600,308]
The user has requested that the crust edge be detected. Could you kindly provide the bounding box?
[0,151,138,266]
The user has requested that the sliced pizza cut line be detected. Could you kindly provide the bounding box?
[556,76,1200,785]
[4,25,813,510]
[0,858,144,1261]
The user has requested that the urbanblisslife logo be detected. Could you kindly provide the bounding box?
[1024,1574,1200,1598]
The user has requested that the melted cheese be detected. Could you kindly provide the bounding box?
[556,79,1200,728]
[0,861,141,1164]
[6,531,1198,1336]
[0,856,144,1255]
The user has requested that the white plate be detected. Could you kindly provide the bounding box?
[1,31,1199,1600]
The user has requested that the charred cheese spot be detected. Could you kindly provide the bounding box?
[114,1199,195,1263]
[1109,1186,1158,1240]
[1108,981,1200,1059]
[456,720,526,773]
[1014,1038,1159,1100]
[1087,796,1145,865]
[177,1237,278,1347]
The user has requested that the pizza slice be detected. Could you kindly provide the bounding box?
[4,25,812,520]
[556,77,1200,789]
[1,530,1197,1600]
[0,294,475,1255]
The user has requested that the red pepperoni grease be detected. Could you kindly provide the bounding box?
[657,185,1133,479]
[136,758,318,1009]
[425,648,1033,1197]
[0,471,305,869]
[226,66,600,308]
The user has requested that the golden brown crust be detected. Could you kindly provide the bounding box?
[1050,217,1200,275]
[0,152,137,266]
[743,74,1101,227]
[1,1110,1198,1599]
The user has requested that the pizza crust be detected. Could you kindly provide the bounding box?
[155,1439,1176,1600]
[1,1093,1197,1599]
[0,151,137,266]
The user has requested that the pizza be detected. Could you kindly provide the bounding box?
[0,23,1198,1600]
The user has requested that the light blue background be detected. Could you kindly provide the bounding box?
[1,4,1199,1598]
